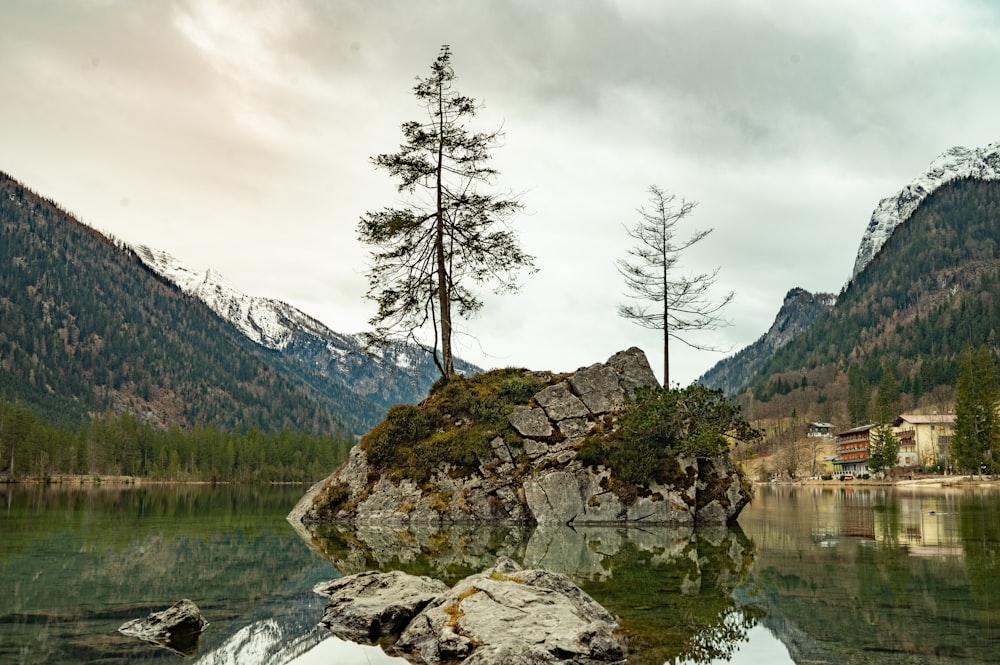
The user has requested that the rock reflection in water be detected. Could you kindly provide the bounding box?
[310,523,534,585]
[307,523,761,664]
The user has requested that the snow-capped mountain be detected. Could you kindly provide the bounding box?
[133,245,481,434]
[852,143,1000,277]
[703,143,1000,395]
[134,245,356,351]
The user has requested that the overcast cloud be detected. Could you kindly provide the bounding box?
[3,0,1000,385]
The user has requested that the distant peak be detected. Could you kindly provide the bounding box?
[783,287,836,308]
[852,143,1000,278]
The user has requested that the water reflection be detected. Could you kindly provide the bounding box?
[0,484,336,665]
[13,483,1000,664]
[306,523,762,664]
[741,485,1000,664]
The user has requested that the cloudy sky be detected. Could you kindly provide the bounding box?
[3,1,1000,385]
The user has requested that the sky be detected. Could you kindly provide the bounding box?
[3,0,1000,386]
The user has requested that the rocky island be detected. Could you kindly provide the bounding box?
[291,348,753,528]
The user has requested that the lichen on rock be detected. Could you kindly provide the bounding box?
[315,557,625,664]
[293,348,755,528]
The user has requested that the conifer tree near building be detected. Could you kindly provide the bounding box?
[952,345,1000,476]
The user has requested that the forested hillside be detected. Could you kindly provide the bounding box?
[741,177,1000,425]
[699,288,835,394]
[134,245,483,436]
[0,171,349,439]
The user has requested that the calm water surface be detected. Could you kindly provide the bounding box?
[3,483,1000,664]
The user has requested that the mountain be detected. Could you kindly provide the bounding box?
[0,171,347,437]
[704,143,1000,400]
[744,176,1000,422]
[133,246,482,435]
[852,143,1000,277]
[698,288,835,394]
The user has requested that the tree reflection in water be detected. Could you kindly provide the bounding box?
[307,523,763,664]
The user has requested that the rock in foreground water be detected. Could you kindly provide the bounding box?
[314,570,449,643]
[316,557,624,665]
[118,599,207,656]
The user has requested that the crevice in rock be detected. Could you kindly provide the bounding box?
[478,588,529,616]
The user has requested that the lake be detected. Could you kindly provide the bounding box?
[3,482,1000,664]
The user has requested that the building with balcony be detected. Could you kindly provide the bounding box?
[833,424,875,476]
[893,414,955,469]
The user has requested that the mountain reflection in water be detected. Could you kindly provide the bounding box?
[12,484,1000,664]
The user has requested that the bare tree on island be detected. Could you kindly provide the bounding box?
[358,45,536,380]
[617,186,733,387]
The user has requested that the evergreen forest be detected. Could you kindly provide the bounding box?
[0,171,356,482]
[0,399,351,482]
[741,177,1000,427]
[0,172,350,437]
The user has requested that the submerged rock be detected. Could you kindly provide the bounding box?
[295,348,752,528]
[316,557,624,665]
[118,599,208,656]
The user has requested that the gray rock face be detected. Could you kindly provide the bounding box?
[507,406,553,438]
[568,364,624,414]
[606,346,659,395]
[295,347,752,528]
[695,455,753,525]
[390,557,624,665]
[534,381,590,421]
[524,470,598,526]
[118,599,208,656]
[314,570,449,643]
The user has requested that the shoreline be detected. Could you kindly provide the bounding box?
[0,475,311,486]
[758,475,1000,490]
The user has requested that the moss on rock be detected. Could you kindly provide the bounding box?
[360,368,548,485]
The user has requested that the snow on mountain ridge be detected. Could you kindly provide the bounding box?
[852,143,1000,277]
[133,245,349,351]
[132,244,483,434]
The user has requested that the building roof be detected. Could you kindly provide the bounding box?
[894,414,956,426]
[809,422,834,428]
[837,424,875,436]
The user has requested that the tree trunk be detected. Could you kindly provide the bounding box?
[436,216,453,377]
[662,246,669,388]
[435,81,454,378]
[663,332,668,389]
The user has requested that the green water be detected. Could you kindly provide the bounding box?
[3,483,1000,664]
[740,484,1000,664]
[0,484,337,664]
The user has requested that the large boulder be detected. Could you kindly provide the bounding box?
[294,347,752,528]
[316,558,624,665]
[314,570,449,643]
